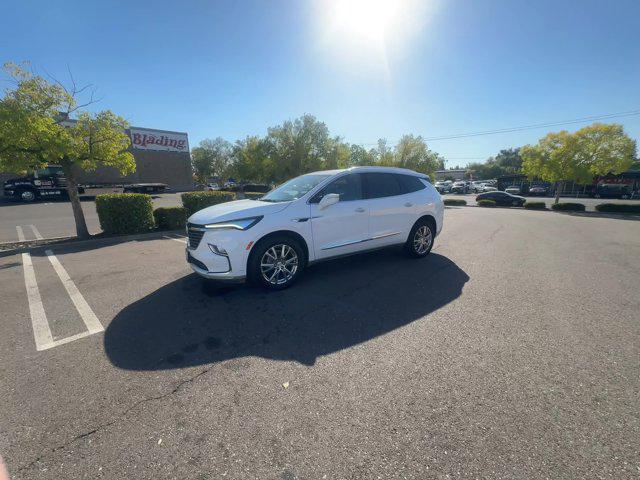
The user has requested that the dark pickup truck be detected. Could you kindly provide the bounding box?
[3,166,167,202]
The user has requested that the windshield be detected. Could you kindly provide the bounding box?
[261,173,331,202]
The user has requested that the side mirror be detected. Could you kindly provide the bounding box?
[318,193,340,210]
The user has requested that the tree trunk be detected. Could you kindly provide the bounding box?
[62,164,90,239]
[554,180,562,204]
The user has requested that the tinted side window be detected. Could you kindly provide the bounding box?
[363,173,402,199]
[396,174,426,194]
[310,174,363,203]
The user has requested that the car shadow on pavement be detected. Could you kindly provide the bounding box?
[104,251,469,370]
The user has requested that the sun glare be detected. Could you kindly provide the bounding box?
[332,0,401,43]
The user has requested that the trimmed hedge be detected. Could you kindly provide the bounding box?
[524,201,547,210]
[595,203,640,214]
[244,191,265,200]
[96,193,155,235]
[154,206,187,230]
[444,199,467,206]
[477,199,496,207]
[551,202,585,212]
[181,191,235,216]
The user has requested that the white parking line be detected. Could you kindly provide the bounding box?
[21,252,54,350]
[45,250,104,334]
[29,225,43,240]
[16,226,26,241]
[164,234,187,244]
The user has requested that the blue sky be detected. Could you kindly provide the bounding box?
[3,0,639,166]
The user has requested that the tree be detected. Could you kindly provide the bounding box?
[392,134,444,178]
[191,137,232,183]
[521,123,636,203]
[521,131,590,203]
[0,63,134,238]
[572,123,636,177]
[494,148,522,173]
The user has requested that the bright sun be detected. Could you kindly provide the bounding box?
[332,0,401,43]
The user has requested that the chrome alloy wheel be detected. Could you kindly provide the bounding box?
[413,225,432,255]
[260,244,299,285]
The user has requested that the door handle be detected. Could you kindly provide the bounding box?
[355,207,366,213]
[404,202,413,207]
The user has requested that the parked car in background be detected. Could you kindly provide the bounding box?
[505,185,521,195]
[206,183,220,191]
[451,181,468,194]
[528,185,548,196]
[186,166,444,290]
[470,181,485,193]
[480,183,497,192]
[435,180,452,194]
[476,191,526,207]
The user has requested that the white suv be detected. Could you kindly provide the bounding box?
[186,166,444,290]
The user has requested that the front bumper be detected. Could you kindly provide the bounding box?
[186,226,250,281]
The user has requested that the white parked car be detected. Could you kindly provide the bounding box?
[186,167,444,290]
[206,183,220,191]
[480,183,497,192]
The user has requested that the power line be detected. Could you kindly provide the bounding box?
[353,108,640,145]
[423,109,640,141]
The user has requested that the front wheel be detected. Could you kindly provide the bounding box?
[248,236,305,290]
[405,220,434,258]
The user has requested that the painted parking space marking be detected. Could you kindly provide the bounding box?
[164,234,187,244]
[29,225,43,240]
[45,250,104,335]
[21,249,104,351]
[16,226,26,241]
[21,252,54,350]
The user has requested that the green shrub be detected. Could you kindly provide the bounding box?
[243,192,265,200]
[551,202,585,211]
[153,206,187,230]
[96,193,155,235]
[181,191,235,216]
[595,203,640,213]
[444,199,467,206]
[524,201,546,210]
[477,199,496,207]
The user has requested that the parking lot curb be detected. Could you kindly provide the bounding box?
[0,229,185,257]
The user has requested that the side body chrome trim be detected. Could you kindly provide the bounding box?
[321,231,401,251]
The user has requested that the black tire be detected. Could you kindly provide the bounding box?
[404,219,435,258]
[248,235,305,290]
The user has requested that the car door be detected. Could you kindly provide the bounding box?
[309,173,370,260]
[363,172,413,248]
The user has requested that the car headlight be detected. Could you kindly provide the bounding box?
[204,216,263,230]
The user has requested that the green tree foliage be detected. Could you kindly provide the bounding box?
[215,115,444,184]
[466,148,522,179]
[392,134,445,176]
[191,137,232,183]
[521,123,636,203]
[0,62,135,238]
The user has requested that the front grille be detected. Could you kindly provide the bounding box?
[187,223,205,249]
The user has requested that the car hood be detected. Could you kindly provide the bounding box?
[188,199,291,225]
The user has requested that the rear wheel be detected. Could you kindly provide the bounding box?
[18,188,36,202]
[248,236,305,290]
[404,219,435,258]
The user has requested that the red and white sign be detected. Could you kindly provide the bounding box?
[130,128,189,152]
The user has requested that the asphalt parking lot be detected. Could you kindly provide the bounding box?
[1,207,639,479]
